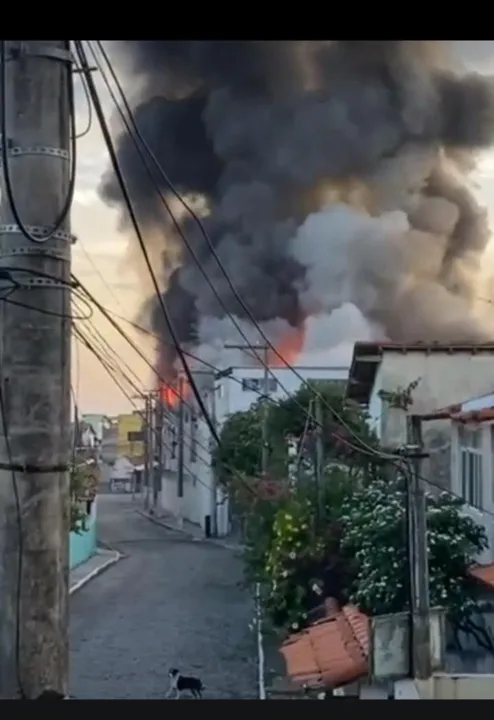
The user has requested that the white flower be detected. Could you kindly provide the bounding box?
[289,551,296,560]
[282,570,288,578]
[311,582,323,595]
[292,622,299,630]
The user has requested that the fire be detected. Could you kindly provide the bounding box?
[268,325,305,367]
[315,178,375,214]
[160,379,190,409]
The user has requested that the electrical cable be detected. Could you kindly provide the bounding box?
[86,41,291,387]
[87,40,388,464]
[76,235,124,312]
[77,278,493,527]
[71,46,93,140]
[73,40,220,448]
[72,305,144,392]
[72,275,200,415]
[92,38,494,506]
[74,278,388,482]
[74,327,219,494]
[2,294,93,321]
[0,40,77,243]
[73,319,229,476]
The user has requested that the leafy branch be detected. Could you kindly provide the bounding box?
[378,377,421,411]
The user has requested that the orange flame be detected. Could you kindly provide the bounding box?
[160,380,190,409]
[268,325,305,367]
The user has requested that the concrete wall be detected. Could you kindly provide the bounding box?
[159,469,229,536]
[69,498,97,570]
[417,673,494,699]
[368,352,494,490]
[369,352,494,438]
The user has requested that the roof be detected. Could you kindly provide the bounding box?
[469,563,494,588]
[280,599,369,690]
[346,341,494,406]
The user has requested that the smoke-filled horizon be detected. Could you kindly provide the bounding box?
[99,41,494,378]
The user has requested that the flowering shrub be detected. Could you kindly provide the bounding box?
[340,478,487,619]
[70,461,99,533]
[264,497,324,631]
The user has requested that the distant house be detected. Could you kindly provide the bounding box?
[110,456,135,493]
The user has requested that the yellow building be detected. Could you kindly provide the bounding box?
[117,412,144,461]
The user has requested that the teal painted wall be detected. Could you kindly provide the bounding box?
[69,498,97,570]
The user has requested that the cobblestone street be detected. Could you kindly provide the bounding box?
[70,494,258,699]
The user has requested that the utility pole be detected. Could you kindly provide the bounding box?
[0,41,73,698]
[154,394,163,511]
[143,394,152,511]
[314,394,324,526]
[209,382,218,537]
[177,374,185,529]
[405,415,431,680]
[225,344,270,475]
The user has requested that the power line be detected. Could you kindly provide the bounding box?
[86,40,390,465]
[76,236,125,312]
[74,327,223,494]
[73,318,221,473]
[73,40,220,448]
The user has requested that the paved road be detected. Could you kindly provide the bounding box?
[70,494,258,699]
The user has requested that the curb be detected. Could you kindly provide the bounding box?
[255,582,267,700]
[69,550,122,595]
[137,508,245,552]
[136,508,197,540]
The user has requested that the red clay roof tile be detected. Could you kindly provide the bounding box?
[469,563,494,587]
[280,602,369,690]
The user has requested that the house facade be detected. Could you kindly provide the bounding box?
[346,342,494,489]
[159,364,349,536]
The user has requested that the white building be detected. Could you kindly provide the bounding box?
[346,340,494,565]
[160,364,349,536]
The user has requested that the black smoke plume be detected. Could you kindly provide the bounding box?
[100,41,494,374]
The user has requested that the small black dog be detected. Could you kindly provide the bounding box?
[167,668,204,699]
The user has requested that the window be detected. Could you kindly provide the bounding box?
[458,424,483,508]
[241,377,278,394]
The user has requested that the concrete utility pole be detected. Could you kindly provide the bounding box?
[314,394,324,526]
[209,383,218,537]
[177,374,185,530]
[143,394,152,511]
[0,40,73,698]
[225,344,271,475]
[154,395,163,511]
[405,415,431,680]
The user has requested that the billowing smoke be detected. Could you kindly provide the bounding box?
[100,41,494,377]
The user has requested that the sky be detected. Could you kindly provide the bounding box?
[72,41,494,417]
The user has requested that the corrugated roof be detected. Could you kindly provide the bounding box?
[280,600,369,690]
[346,341,494,405]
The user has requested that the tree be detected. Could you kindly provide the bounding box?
[214,381,379,493]
[267,380,379,473]
[248,467,361,633]
[339,476,487,621]
[212,401,263,490]
[70,460,99,533]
